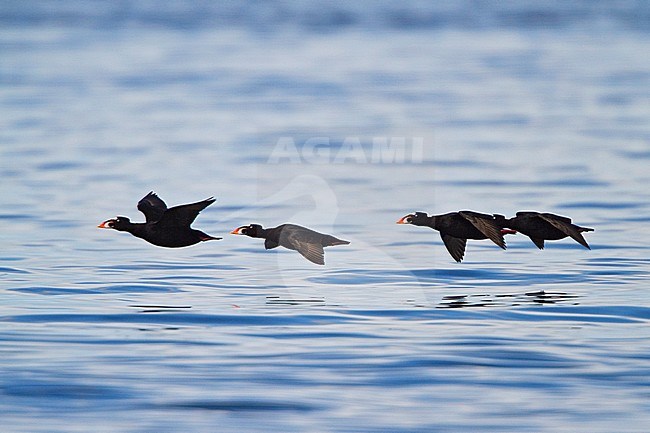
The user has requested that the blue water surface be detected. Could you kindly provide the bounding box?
[2,1,650,432]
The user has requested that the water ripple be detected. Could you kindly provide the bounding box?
[1,312,362,327]
[0,266,30,274]
[10,284,181,295]
[3,381,128,401]
[151,399,317,412]
[343,305,650,324]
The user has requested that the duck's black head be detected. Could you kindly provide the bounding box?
[97,216,131,231]
[396,212,430,226]
[230,224,264,238]
[492,214,509,227]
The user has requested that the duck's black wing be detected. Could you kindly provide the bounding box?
[530,237,546,249]
[459,211,506,249]
[440,233,467,263]
[137,191,168,223]
[538,213,591,249]
[290,238,326,265]
[157,197,215,229]
[280,225,327,265]
[539,212,573,224]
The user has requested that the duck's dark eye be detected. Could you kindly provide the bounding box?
[241,228,248,235]
[405,217,412,223]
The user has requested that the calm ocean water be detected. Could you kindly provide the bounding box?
[2,1,650,432]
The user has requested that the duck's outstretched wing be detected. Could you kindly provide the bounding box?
[157,197,215,229]
[278,225,327,265]
[440,233,467,263]
[538,213,591,249]
[137,191,168,222]
[459,211,506,249]
[530,237,546,250]
[289,237,325,265]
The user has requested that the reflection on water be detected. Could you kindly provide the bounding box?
[438,290,580,308]
[266,295,326,306]
[129,304,193,313]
